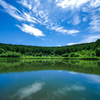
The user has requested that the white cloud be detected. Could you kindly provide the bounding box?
[51,26,79,35]
[67,34,100,45]
[68,30,79,34]
[83,17,87,22]
[73,15,81,25]
[1,0,100,40]
[17,0,32,10]
[23,12,37,23]
[0,0,24,21]
[57,45,61,47]
[89,15,100,32]
[13,82,44,99]
[55,0,90,9]
[67,43,77,45]
[18,0,49,25]
[90,0,100,8]
[42,38,45,41]
[81,0,100,32]
[0,0,80,37]
[81,34,100,43]
[16,24,45,37]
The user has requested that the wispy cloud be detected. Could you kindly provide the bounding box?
[89,14,100,32]
[57,45,61,47]
[81,34,100,43]
[23,12,37,23]
[0,0,81,37]
[51,26,79,35]
[67,34,100,45]
[13,82,44,100]
[55,0,90,9]
[42,38,45,41]
[83,17,87,22]
[17,0,80,36]
[0,0,24,21]
[73,15,81,25]
[90,0,100,8]
[17,0,33,10]
[67,43,77,45]
[0,0,100,41]
[16,24,45,37]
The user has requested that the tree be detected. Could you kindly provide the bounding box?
[0,48,5,54]
[96,48,100,56]
[62,53,69,57]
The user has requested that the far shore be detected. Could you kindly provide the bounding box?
[0,56,100,60]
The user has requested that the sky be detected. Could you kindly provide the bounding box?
[0,0,100,47]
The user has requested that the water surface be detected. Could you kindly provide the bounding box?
[0,58,100,100]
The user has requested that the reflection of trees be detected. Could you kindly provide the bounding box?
[0,58,100,75]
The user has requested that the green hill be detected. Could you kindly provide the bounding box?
[0,39,100,57]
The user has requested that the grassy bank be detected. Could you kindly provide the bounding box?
[0,55,100,60]
[20,56,100,60]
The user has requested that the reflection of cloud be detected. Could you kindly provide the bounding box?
[69,71,78,74]
[14,82,44,99]
[58,70,62,72]
[85,75,100,83]
[53,85,86,96]
[70,85,86,91]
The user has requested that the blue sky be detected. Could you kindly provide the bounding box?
[0,0,100,46]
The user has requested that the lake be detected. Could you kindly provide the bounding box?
[0,58,100,100]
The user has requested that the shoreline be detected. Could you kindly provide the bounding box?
[0,56,100,60]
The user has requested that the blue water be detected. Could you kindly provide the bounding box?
[0,59,100,100]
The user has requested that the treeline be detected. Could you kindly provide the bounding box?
[0,39,100,57]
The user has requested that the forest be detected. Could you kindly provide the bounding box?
[0,39,100,58]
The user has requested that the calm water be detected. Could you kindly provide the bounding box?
[0,58,100,100]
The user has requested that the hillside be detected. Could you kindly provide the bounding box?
[0,39,100,57]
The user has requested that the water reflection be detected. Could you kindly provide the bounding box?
[0,59,100,100]
[0,58,100,75]
[13,82,44,100]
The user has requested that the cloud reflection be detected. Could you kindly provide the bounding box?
[53,85,86,97]
[14,82,44,99]
[86,74,100,83]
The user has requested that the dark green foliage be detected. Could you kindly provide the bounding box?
[96,48,100,56]
[93,39,100,50]
[70,53,79,57]
[0,48,5,54]
[0,39,100,57]
[0,51,21,57]
[62,53,69,57]
[51,52,55,55]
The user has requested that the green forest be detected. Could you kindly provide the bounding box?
[0,39,100,58]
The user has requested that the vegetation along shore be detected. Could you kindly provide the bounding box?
[0,39,100,59]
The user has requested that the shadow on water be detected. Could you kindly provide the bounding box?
[0,58,100,75]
